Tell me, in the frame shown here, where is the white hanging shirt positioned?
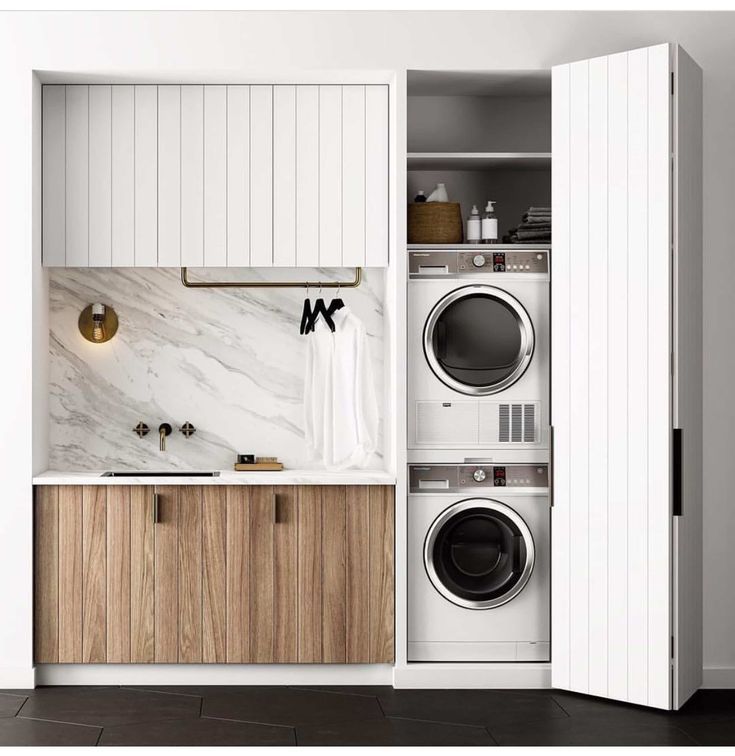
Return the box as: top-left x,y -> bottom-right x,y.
304,306 -> 379,470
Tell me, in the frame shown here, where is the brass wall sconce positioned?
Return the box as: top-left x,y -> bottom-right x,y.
79,303 -> 118,343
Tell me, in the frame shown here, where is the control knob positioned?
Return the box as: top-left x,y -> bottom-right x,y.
473,469 -> 487,482
472,254 -> 486,268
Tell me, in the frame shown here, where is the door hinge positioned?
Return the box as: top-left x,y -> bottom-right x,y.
671,71 -> 674,96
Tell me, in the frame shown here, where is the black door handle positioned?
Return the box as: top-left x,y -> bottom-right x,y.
673,428 -> 682,517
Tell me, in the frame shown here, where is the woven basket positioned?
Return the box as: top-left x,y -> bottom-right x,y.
408,202 -> 463,244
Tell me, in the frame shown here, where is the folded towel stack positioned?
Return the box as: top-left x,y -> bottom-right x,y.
503,206 -> 552,244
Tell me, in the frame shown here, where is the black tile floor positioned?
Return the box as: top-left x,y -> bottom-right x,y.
0,685 -> 733,746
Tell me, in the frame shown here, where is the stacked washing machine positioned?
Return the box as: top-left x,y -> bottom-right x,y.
407,248 -> 551,663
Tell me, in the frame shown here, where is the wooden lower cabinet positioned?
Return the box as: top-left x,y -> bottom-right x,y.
34,484 -> 394,664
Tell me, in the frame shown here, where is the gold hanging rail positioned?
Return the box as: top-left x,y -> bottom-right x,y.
180,267 -> 362,289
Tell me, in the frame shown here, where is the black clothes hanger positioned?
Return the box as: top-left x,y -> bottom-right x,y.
326,282 -> 345,318
303,283 -> 336,334
299,285 -> 314,335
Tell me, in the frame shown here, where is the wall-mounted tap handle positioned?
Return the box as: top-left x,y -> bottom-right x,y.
158,423 -> 173,451
133,422 -> 150,438
179,421 -> 196,439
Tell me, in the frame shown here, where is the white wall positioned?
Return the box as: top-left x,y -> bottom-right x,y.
0,10 -> 732,685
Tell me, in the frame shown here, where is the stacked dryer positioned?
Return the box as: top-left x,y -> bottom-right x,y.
407,248 -> 551,663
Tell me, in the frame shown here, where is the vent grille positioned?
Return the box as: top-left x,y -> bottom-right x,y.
511,404 -> 523,442
524,404 -> 536,442
498,403 -> 536,443
499,404 -> 510,442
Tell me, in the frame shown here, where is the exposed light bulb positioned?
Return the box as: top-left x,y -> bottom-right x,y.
91,303 -> 106,342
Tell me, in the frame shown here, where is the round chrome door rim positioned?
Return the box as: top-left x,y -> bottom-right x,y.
423,497 -> 535,610
423,284 -> 535,396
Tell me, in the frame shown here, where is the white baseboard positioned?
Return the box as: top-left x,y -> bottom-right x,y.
0,666 -> 36,688
393,663 -> 551,689
35,664 -> 393,687
702,666 -> 735,688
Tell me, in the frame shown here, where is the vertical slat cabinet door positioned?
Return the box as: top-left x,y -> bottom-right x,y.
82,486 -> 107,663
297,486 -> 322,662
58,486 -> 83,662
319,86 -> 343,266
88,86 -> 112,266
181,86 -> 204,267
157,85 -> 181,267
130,486 -> 155,663
154,486 -> 179,663
341,86 -> 366,267
567,58 -> 590,695
111,86 -> 135,266
226,486 -> 250,662
295,86 -> 319,267
322,485 -> 347,662
364,85 -> 389,266
226,86 -> 250,267
249,485 -> 275,661
134,86 -> 158,266
42,85 -> 66,266
672,45 -> 703,710
204,86 -> 227,266
202,487 -> 227,663
586,54 -> 609,698
273,486 -> 298,661
551,44 -> 674,710
107,486 -> 131,663
178,486 -> 202,663
273,86 -> 296,266
346,486 -> 370,662
65,85 -> 89,266
34,486 -> 59,662
368,486 -> 394,663
250,86 -> 273,266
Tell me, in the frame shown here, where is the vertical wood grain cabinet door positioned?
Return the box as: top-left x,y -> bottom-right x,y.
35,484 -> 394,664
551,43 -> 702,710
42,84 -> 389,267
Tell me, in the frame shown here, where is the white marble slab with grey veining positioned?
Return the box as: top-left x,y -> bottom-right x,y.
48,267 -> 385,472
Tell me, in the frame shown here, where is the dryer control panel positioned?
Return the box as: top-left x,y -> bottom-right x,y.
410,464 -> 548,493
409,249 -> 549,276
458,250 -> 548,274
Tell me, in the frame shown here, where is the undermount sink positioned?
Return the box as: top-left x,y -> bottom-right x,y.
101,471 -> 221,477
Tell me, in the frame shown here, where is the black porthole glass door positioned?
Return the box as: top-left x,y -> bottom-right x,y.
424,499 -> 535,609
424,285 -> 534,396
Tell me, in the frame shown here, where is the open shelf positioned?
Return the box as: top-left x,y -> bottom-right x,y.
407,152 -> 551,171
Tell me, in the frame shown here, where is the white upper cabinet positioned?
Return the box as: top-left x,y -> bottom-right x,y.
42,83 -> 390,267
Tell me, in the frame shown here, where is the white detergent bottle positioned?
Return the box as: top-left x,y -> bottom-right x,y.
467,204 -> 481,243
481,201 -> 498,244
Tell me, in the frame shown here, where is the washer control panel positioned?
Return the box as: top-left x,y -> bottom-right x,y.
409,249 -> 549,276
410,464 -> 548,493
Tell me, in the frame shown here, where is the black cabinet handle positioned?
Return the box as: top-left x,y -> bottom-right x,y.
549,425 -> 554,508
153,492 -> 160,524
673,428 -> 682,517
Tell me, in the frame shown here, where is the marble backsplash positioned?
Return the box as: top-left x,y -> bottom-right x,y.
48,268 -> 384,471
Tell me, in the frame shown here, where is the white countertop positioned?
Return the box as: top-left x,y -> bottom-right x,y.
33,469 -> 396,486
